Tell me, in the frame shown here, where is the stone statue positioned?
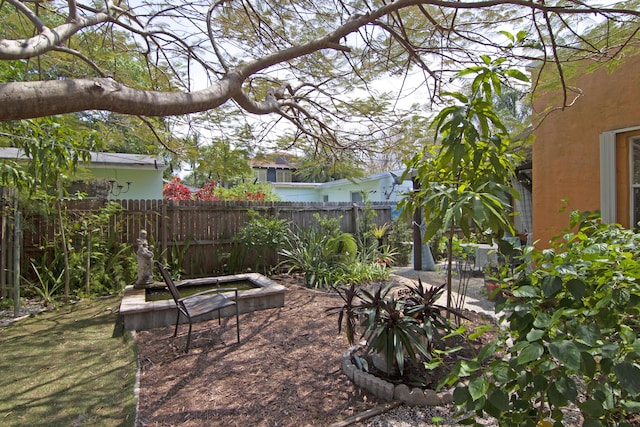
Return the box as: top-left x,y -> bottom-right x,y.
135,229 -> 154,288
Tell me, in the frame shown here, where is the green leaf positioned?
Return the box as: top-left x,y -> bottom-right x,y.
453,386 -> 471,405
542,275 -> 563,298
577,324 -> 600,345
477,343 -> 498,362
555,375 -> 578,402
512,285 -> 539,298
504,68 -> 530,82
547,383 -> 567,407
581,352 -> 597,378
614,362 -> 640,396
566,278 -> 586,300
488,388 -> 509,411
526,328 -> 545,342
580,399 -> 606,417
549,340 -> 581,371
468,376 -> 489,401
518,342 -> 544,365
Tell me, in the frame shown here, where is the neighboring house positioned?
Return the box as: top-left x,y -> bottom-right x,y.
532,52 -> 640,247
0,148 -> 166,200
250,155 -> 298,183
271,170 -> 413,204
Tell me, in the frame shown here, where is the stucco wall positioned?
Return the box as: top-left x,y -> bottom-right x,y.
532,53 -> 640,247
89,167 -> 164,200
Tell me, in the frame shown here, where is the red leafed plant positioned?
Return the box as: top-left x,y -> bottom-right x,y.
163,177 -> 192,200
194,180 -> 220,201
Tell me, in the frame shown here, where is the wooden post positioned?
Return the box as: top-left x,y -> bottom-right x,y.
351,203 -> 360,235
13,205 -> 21,317
1,195 -> 7,298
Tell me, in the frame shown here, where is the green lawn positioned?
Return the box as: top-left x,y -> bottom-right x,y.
0,296 -> 138,427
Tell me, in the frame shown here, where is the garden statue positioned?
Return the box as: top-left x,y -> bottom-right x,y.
135,229 -> 154,288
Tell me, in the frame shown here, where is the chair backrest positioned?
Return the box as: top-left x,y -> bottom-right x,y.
155,261 -> 182,304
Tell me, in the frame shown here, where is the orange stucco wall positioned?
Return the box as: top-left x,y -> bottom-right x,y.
532,53 -> 640,247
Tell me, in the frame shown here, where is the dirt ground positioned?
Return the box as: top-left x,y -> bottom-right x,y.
134,273 -> 495,427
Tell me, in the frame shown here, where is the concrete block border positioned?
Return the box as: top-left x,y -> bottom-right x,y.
342,345 -> 454,406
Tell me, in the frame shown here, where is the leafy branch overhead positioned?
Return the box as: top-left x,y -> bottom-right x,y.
1,0 -> 639,146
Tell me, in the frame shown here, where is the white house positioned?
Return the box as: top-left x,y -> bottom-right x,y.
271,170 -> 413,204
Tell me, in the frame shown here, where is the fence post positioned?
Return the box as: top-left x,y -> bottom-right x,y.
161,200 -> 168,264
13,205 -> 21,317
351,203 -> 360,235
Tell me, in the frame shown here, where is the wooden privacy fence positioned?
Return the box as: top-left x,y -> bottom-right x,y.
18,200 -> 396,277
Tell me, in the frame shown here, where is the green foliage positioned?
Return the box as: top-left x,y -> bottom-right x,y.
399,56 -> 527,313
387,217 -> 413,266
25,202 -> 137,299
278,213 -> 390,288
400,57 -> 526,244
28,260 -> 64,307
328,280 -> 459,377
232,210 -> 290,273
444,211 -> 640,426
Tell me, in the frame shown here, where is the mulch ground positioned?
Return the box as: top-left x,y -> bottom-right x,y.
134,274 -> 496,427
135,275 -> 382,426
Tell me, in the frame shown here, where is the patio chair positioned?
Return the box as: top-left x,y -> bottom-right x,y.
155,261 -> 240,352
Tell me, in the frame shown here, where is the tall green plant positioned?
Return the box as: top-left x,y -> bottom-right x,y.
399,56 -> 527,312
232,210 -> 290,273
443,211 -> 640,426
1,118 -> 97,300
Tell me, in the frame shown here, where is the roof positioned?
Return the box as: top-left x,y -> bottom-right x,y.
0,148 -> 166,170
318,170 -> 408,188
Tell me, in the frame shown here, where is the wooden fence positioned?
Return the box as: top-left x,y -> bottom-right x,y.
11,199 -> 396,281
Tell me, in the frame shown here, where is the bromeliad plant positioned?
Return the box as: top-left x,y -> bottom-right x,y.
443,211 -> 640,426
328,279 -> 462,377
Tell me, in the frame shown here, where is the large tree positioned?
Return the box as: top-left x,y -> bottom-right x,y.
1,0 -> 639,148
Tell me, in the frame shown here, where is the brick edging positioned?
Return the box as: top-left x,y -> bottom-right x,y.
342,345 -> 454,406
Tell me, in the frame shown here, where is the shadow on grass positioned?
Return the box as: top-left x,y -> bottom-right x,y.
0,296 -> 138,427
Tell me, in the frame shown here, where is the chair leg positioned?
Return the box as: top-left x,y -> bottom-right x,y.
173,311 -> 180,337
185,320 -> 193,353
235,301 -> 240,343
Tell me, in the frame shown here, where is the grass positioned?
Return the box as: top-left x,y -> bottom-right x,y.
0,296 -> 138,427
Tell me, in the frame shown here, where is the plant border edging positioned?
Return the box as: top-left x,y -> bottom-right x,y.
342,345 -> 454,406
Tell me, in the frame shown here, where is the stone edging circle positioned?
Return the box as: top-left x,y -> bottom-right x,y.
341,345 -> 454,406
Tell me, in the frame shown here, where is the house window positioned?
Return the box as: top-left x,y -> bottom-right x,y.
276,169 -> 291,182
322,195 -> 329,202
254,169 -> 267,182
632,139 -> 640,228
351,191 -> 363,204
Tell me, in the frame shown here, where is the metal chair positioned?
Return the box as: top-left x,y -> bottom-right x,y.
155,261 -> 240,352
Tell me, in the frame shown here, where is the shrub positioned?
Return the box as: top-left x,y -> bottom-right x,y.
279,213 -> 391,288
443,211 -> 640,426
329,279 -> 460,377
231,210 -> 290,273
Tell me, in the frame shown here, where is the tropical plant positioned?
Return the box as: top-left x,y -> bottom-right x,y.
26,201 -> 137,299
443,210 -> 640,426
279,226 -> 336,288
329,280 -> 461,377
279,213 -> 391,288
28,261 -> 64,307
399,57 -> 527,312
